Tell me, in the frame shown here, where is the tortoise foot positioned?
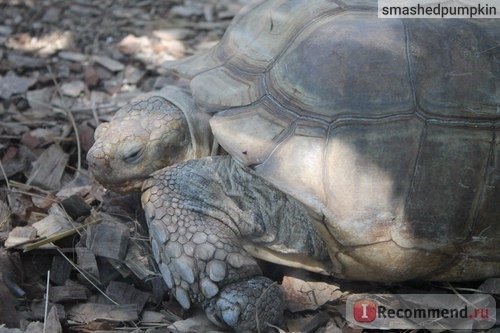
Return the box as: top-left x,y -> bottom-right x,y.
204,276 -> 285,332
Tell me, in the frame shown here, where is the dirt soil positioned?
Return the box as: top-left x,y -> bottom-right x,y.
0,0 -> 498,332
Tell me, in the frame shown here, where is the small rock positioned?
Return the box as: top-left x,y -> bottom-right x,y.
58,51 -> 87,62
93,55 -> 125,72
61,80 -> 86,97
0,74 -> 37,99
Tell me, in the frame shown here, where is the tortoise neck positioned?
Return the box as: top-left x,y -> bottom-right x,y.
160,86 -> 213,160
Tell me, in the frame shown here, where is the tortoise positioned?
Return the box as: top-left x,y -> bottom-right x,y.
87,0 -> 500,331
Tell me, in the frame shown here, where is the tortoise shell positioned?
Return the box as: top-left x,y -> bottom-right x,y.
167,0 -> 500,280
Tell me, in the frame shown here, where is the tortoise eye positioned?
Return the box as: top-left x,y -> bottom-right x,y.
123,147 -> 144,163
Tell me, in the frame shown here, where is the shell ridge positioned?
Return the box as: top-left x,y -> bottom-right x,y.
263,8 -> 347,74
249,120 -> 298,169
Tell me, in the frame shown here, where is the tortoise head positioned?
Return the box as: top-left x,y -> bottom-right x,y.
87,95 -> 193,192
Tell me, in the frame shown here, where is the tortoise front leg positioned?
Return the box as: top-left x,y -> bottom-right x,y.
142,158 -> 284,332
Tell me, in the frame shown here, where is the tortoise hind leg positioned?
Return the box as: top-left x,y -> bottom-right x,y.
142,158 -> 285,331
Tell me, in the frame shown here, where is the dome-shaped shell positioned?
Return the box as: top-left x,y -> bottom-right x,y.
167,0 -> 500,280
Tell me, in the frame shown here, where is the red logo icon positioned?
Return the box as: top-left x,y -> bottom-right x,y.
353,300 -> 377,322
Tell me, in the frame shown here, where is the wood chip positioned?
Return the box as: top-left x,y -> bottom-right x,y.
0,74 -> 37,99
141,310 -> 168,324
125,241 -> 156,280
170,4 -> 204,17
60,195 -> 91,220
76,247 -> 100,279
0,25 -> 12,36
86,216 -> 130,260
24,321 -> 44,333
282,276 -> 344,312
93,56 -> 125,72
26,144 -> 69,190
479,278 -> 500,294
167,311 -> 224,333
42,7 -> 61,23
106,281 -> 150,312
0,200 -> 11,231
44,306 -> 63,333
30,301 -> 66,321
7,54 -> 45,68
50,255 -> 73,285
67,303 -> 138,323
84,66 -> 100,87
5,226 -> 37,248
0,145 -> 36,178
32,204 -> 73,238
298,311 -> 331,333
58,51 -> 87,62
50,281 -> 88,302
61,80 -> 86,97
124,65 -> 145,85
26,87 -> 54,114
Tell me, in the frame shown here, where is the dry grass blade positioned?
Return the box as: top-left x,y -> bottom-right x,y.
44,270 -> 51,333
46,65 -> 82,177
0,160 -> 13,208
55,246 -> 118,305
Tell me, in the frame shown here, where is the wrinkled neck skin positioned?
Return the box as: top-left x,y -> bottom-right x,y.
159,86 -> 214,160
166,155 -> 332,274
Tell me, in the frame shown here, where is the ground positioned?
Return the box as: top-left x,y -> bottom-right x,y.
0,0 -> 498,332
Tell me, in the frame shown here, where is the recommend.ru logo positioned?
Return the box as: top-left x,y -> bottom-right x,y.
346,294 -> 496,330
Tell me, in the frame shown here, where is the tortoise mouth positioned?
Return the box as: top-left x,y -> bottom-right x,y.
92,174 -> 144,193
